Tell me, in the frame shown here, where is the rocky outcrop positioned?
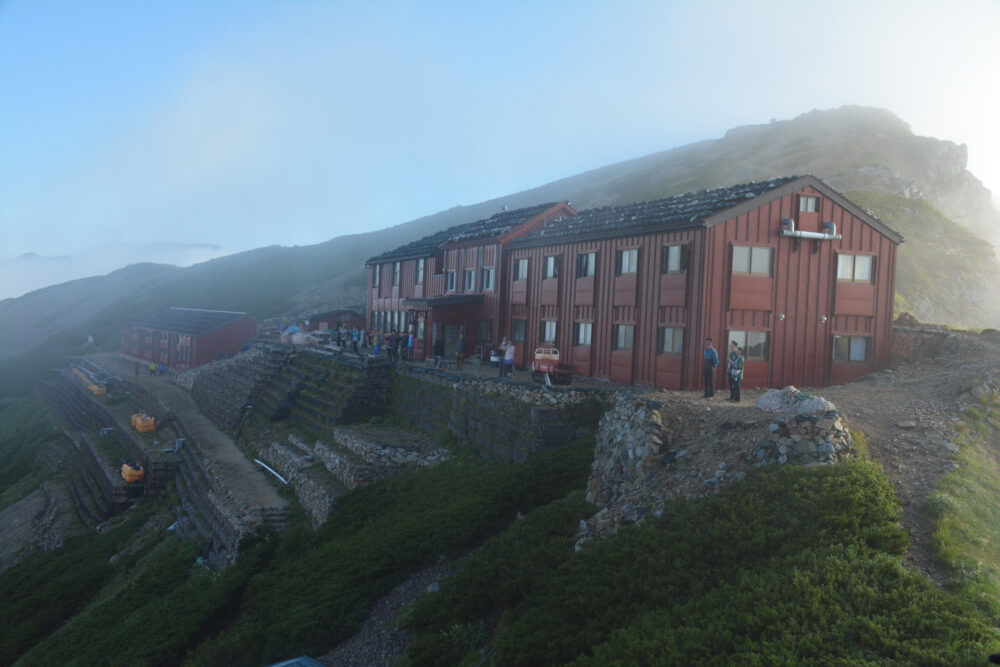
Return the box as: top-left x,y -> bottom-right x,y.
579,392 -> 856,547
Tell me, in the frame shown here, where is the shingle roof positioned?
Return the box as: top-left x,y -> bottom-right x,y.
124,307 -> 250,336
368,202 -> 562,263
517,177 -> 801,244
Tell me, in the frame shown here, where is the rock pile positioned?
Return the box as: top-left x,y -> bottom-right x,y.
750,412 -> 855,466
755,386 -> 836,414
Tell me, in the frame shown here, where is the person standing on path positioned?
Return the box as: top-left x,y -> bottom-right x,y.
727,342 -> 744,403
456,329 -> 466,370
134,361 -> 140,378
503,337 -> 515,378
148,362 -> 156,377
702,338 -> 719,398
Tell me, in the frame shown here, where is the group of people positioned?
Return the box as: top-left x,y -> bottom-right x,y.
332,326 -> 365,355
701,338 -> 744,402
373,329 -> 416,363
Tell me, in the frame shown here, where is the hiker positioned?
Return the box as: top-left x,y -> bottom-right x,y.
351,328 -> 360,355
702,338 -> 718,398
360,328 -> 367,350
432,336 -> 445,368
406,331 -> 415,361
133,361 -> 140,378
501,337 -> 515,378
456,329 -> 466,370
158,363 -> 165,376
395,333 -> 405,364
727,341 -> 744,403
373,333 -> 381,356
149,362 -> 156,377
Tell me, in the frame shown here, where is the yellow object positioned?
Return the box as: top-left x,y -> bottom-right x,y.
131,413 -> 156,433
120,463 -> 145,483
87,383 -> 107,395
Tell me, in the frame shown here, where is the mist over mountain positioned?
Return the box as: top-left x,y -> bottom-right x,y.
0,242 -> 229,300
2,106 -> 998,394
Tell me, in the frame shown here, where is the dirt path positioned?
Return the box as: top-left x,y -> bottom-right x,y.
89,353 -> 287,511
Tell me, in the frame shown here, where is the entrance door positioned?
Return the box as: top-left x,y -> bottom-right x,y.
443,324 -> 462,358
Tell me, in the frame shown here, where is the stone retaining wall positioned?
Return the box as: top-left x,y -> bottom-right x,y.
386,366 -> 609,463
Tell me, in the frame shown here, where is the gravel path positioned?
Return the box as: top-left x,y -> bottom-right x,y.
319,561 -> 453,667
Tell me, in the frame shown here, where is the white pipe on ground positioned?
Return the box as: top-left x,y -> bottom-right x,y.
254,458 -> 288,485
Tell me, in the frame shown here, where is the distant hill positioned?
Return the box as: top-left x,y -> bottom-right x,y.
1,105 -> 998,395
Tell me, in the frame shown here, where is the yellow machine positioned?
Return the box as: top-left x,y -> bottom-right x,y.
72,367 -> 107,395
120,462 -> 146,483
131,413 -> 157,433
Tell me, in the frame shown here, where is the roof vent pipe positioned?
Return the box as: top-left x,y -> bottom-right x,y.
779,217 -> 842,241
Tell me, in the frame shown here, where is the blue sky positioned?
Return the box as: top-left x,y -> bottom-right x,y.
2,0 -> 999,270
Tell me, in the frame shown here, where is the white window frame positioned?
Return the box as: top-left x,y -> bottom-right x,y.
543,255 -> 560,279
577,252 -> 596,278
541,320 -> 557,343
833,335 -> 870,363
729,330 -> 769,361
612,324 -> 635,351
446,271 -> 456,292
660,245 -> 688,275
732,245 -> 772,277
659,327 -> 683,355
616,249 -> 638,276
514,258 -> 529,281
575,322 -> 592,346
837,254 -> 875,283
463,269 -> 475,291
415,258 -> 425,284
481,267 -> 494,291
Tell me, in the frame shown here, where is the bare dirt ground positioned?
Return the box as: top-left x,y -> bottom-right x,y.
653,331 -> 1000,586
89,353 -> 287,511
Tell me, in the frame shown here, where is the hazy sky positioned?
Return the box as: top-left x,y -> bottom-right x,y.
2,0 -> 999,261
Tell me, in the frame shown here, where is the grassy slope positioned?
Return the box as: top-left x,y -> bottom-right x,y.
0,397 -> 59,511
403,462 -> 998,666
926,395 -> 1000,619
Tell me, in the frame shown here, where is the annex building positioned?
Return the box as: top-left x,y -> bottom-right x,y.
120,307 -> 257,371
366,176 -> 902,389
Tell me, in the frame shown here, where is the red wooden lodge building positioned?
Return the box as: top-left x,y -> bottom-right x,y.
366,175 -> 902,389
121,307 -> 257,371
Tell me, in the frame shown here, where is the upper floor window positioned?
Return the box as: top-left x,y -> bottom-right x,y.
616,249 -> 638,276
514,258 -> 529,281
660,327 -> 683,355
729,330 -> 769,360
415,258 -> 425,284
732,245 -> 772,277
544,255 -> 560,279
612,324 -> 635,350
799,195 -> 819,213
837,254 -> 875,283
833,335 -> 869,363
372,265 -> 380,287
463,269 -> 475,291
541,320 -> 557,343
392,262 -> 401,286
575,322 -> 592,346
482,268 -> 495,291
478,319 -> 492,343
446,271 -> 457,291
576,252 -> 596,278
660,245 -> 689,274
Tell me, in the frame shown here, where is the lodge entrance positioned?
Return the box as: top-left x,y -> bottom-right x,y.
442,324 -> 462,358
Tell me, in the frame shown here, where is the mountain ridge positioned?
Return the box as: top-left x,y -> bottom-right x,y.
1,105 -> 997,395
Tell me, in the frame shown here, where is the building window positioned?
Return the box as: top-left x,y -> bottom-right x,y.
659,327 -> 683,355
616,249 -> 638,276
732,245 -> 772,277
372,265 -> 380,287
415,258 -> 425,284
446,271 -> 457,291
370,311 -> 376,329
543,255 -> 560,279
612,324 -> 634,350
837,254 -> 875,283
729,330 -> 769,360
833,335 -> 870,363
392,261 -> 401,286
660,245 -> 689,274
416,318 -> 425,339
541,320 -> 557,343
799,195 -> 819,213
514,258 -> 529,281
575,322 -> 592,346
576,252 -> 596,278
482,268 -> 494,291
479,319 -> 492,343
464,269 -> 475,291
511,319 -> 526,343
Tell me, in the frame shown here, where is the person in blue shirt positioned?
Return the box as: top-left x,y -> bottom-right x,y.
702,338 -> 719,398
